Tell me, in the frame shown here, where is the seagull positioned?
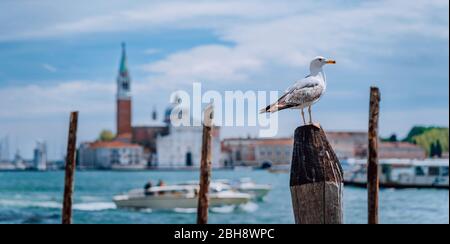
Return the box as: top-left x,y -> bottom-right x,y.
260,56 -> 336,125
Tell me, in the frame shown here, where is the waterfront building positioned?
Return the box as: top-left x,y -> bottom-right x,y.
222,138 -> 293,168
78,141 -> 146,170
222,132 -> 427,168
379,142 -> 426,159
33,141 -> 47,171
156,100 -> 221,169
326,132 -> 368,159
13,150 -> 26,170
132,109 -> 169,167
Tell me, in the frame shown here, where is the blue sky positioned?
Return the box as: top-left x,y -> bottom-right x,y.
0,0 -> 448,160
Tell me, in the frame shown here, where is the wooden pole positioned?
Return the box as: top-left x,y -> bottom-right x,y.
62,111 -> 78,225
197,104 -> 214,224
290,125 -> 344,224
368,87 -> 381,224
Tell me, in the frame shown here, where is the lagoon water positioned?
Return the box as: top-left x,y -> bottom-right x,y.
0,170 -> 448,224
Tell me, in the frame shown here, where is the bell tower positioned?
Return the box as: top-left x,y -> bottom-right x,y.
116,42 -> 132,138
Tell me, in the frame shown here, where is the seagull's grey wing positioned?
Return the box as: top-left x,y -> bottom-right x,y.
261,76 -> 323,113
280,76 -> 322,106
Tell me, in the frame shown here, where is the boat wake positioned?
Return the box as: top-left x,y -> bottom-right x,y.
0,199 -> 61,209
171,202 -> 258,214
173,208 -> 197,214
238,202 -> 259,212
73,202 -> 116,211
0,198 -> 116,212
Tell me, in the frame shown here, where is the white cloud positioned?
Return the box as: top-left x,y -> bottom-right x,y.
41,63 -> 58,73
134,0 -> 449,87
144,48 -> 161,55
0,78 -> 161,119
0,81 -> 115,118
140,45 -> 263,86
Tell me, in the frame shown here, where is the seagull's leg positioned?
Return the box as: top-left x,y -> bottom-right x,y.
301,109 -> 306,125
308,106 -> 313,124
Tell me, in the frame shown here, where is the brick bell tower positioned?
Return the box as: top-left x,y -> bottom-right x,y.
116,42 -> 132,140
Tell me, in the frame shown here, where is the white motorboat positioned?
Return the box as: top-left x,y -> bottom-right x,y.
113,184 -> 251,210
220,178 -> 272,200
343,158 -> 449,189
181,179 -> 272,200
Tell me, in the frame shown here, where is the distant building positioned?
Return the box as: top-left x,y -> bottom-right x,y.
222,138 -> 293,168
327,132 -> 427,159
221,132 -> 427,168
379,142 -> 426,159
13,150 -> 26,170
116,42 -> 132,142
156,100 -> 221,168
33,141 -> 47,171
326,132 -> 368,159
255,138 -> 293,166
78,141 -> 146,170
132,117 -> 169,166
0,136 -> 9,162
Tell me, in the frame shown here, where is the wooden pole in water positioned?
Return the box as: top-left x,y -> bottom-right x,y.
62,111 -> 78,225
197,104 -> 214,224
368,87 -> 381,224
290,124 -> 344,224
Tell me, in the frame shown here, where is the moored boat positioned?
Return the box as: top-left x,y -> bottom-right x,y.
344,158 -> 449,189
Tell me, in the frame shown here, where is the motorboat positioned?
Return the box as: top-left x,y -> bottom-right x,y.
219,178 -> 271,200
181,178 -> 272,200
113,184 -> 251,210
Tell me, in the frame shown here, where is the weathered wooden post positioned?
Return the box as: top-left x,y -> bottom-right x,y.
290,124 -> 344,224
62,111 -> 78,225
197,104 -> 214,224
368,87 -> 381,224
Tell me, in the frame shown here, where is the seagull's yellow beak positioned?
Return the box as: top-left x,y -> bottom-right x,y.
326,60 -> 336,64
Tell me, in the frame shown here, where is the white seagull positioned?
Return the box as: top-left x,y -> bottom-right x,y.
260,56 -> 336,125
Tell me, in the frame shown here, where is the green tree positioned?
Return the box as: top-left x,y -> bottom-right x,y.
389,134 -> 398,142
403,126 -> 429,143
381,133 -> 398,142
429,142 -> 436,158
98,130 -> 115,142
436,140 -> 443,158
413,128 -> 449,156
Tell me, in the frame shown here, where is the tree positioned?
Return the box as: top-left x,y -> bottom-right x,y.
429,142 -> 436,158
381,133 -> 398,142
98,130 -> 115,142
436,140 -> 443,158
389,134 -> 398,142
403,126 -> 428,142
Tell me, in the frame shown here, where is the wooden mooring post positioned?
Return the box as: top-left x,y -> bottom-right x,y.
368,87 -> 381,224
62,111 -> 78,225
197,105 -> 214,224
290,125 -> 344,224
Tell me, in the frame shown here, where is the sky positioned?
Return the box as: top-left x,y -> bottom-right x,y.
0,0 -> 449,160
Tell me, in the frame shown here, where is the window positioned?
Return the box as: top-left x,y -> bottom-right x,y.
415,167 -> 425,176
122,82 -> 129,90
428,167 -> 440,176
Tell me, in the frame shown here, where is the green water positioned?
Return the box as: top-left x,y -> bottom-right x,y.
0,170 -> 448,224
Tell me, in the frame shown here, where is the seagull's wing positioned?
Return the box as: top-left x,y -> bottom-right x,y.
261,76 -> 322,113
